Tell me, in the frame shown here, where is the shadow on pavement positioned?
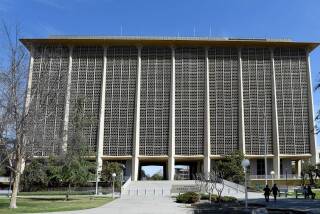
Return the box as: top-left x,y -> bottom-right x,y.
191,198 -> 320,214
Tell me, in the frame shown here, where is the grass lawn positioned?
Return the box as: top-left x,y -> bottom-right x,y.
315,190 -> 320,199
19,191 -> 94,196
0,196 -> 113,213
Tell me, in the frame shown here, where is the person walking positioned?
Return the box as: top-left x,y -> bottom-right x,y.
263,184 -> 271,202
307,185 -> 315,199
303,185 -> 308,199
271,184 -> 279,202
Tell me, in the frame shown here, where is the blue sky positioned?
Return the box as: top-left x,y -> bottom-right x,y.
1,0 -> 320,174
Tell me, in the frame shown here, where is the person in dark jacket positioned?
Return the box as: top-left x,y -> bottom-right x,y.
263,185 -> 271,202
271,184 -> 279,202
307,185 -> 315,199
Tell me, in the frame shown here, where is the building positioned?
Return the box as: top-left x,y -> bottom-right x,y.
21,36 -> 318,181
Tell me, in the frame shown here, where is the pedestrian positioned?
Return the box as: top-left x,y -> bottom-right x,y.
307,185 -> 315,199
271,184 -> 279,202
303,185 -> 308,199
263,184 -> 271,202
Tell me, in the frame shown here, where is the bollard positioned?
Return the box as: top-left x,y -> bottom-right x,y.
154,188 -> 156,195
162,188 -> 164,196
145,189 -> 147,196
137,189 -> 138,196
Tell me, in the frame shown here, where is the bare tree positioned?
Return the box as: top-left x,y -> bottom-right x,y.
0,22 -> 62,208
0,22 -> 29,208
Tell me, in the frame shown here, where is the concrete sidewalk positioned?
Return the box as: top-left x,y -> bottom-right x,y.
48,197 -> 193,214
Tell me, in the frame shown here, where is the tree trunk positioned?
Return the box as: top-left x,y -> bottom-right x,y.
9,149 -> 22,209
65,183 -> 71,201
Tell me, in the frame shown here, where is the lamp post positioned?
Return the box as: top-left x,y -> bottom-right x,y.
270,170 -> 275,186
241,159 -> 250,209
112,173 -> 116,199
95,168 -> 100,196
285,166 -> 288,190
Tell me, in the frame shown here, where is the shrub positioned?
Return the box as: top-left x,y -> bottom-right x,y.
176,192 -> 200,203
210,195 -> 237,203
220,196 -> 237,203
200,193 -> 210,200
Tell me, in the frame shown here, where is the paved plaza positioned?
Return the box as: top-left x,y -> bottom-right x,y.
48,194 -> 320,214
50,197 -> 192,214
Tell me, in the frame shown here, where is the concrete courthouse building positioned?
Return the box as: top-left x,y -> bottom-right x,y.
21,36 -> 318,181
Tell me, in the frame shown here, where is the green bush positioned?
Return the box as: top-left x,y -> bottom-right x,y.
176,192 -> 200,203
200,193 -> 210,200
314,180 -> 320,189
210,195 -> 237,203
220,196 -> 237,203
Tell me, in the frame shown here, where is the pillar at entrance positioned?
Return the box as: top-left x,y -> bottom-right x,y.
168,47 -> 176,181
132,157 -> 139,181
273,157 -> 280,179
204,47 -> 211,178
132,46 -> 142,181
297,160 -> 302,177
270,48 -> 280,180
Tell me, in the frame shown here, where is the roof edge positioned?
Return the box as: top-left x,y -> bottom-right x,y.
19,36 -> 320,53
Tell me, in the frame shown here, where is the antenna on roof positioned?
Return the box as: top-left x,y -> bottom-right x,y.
120,25 -> 123,36
193,26 -> 196,37
209,26 -> 212,37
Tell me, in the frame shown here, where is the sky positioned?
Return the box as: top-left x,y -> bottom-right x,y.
1,0 -> 320,175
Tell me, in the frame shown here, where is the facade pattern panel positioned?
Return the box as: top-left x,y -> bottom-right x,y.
274,48 -> 310,154
27,46 -> 69,156
242,48 -> 273,155
68,46 -> 103,154
103,46 -> 137,156
175,47 -> 205,155
209,48 -> 239,155
140,47 -> 171,156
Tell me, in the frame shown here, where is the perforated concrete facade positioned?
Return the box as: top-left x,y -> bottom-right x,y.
22,37 -> 318,181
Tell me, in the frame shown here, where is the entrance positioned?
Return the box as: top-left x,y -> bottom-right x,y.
138,162 -> 167,180
174,161 -> 200,180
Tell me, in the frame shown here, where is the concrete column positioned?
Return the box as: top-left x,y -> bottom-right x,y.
96,46 -> 108,178
24,46 -> 34,115
132,46 -> 142,181
297,160 -> 302,177
306,51 -> 317,164
62,46 -> 73,153
270,48 -> 280,179
238,48 -> 246,154
168,47 -> 175,181
22,49 -> 34,174
204,47 -> 211,178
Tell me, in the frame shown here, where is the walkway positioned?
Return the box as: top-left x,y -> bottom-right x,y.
48,193 -> 320,214
50,197 -> 192,214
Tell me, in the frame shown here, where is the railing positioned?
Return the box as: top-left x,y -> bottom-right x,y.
121,176 -> 131,197
223,179 -> 245,193
249,174 -> 300,180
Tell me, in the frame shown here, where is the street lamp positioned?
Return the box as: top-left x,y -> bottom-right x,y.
270,170 -> 275,186
241,159 -> 250,209
112,173 -> 116,199
285,166 -> 288,190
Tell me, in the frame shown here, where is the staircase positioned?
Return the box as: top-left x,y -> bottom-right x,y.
121,179 -> 246,199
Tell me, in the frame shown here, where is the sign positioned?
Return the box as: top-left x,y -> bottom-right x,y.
171,185 -> 200,193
